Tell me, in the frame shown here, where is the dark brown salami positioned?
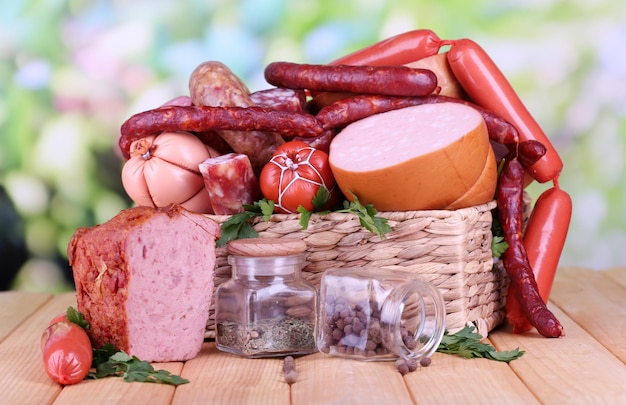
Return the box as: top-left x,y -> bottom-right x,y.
264,62 -> 438,97
517,140 -> 547,169
119,106 -> 324,159
496,158 -> 564,338
315,94 -> 520,146
250,87 -> 307,112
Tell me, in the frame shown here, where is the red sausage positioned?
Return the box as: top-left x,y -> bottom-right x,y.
506,183 -> 572,332
119,106 -> 325,159
264,62 -> 438,97
497,158 -> 564,338
315,94 -> 519,146
329,29 -> 442,66
446,38 -> 563,183
41,319 -> 93,385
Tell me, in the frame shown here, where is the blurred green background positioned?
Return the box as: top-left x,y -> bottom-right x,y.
1,0 -> 624,292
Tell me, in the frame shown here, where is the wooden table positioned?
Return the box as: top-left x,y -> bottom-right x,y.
1,266 -> 625,404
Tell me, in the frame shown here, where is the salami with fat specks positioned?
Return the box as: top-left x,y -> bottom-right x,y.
199,153 -> 261,215
496,158 -> 564,338
264,62 -> 438,97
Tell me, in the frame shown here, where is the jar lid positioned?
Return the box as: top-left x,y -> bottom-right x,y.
227,238 -> 307,257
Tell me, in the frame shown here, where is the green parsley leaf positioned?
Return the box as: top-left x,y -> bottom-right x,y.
311,186 -> 331,211
89,350 -> 189,386
297,187 -> 332,229
257,199 -> 275,220
297,205 -> 313,230
66,306 -> 90,330
216,199 -> 276,247
336,192 -> 391,239
437,325 -> 524,363
491,235 -> 509,258
490,215 -> 509,258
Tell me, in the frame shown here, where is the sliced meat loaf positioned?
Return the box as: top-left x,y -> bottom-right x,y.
68,204 -> 220,362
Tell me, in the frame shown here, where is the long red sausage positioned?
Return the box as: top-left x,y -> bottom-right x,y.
506,182 -> 572,332
119,106 -> 324,159
264,62 -> 438,97
446,38 -> 563,183
329,29 -> 442,66
497,158 -> 564,338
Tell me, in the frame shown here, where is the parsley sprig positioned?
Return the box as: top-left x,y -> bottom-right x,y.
217,188 -> 391,246
88,344 -> 189,385
437,325 -> 524,362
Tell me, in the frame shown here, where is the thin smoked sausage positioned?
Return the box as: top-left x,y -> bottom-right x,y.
264,62 -> 438,97
506,182 -> 572,332
497,158 -> 564,338
119,106 -> 324,160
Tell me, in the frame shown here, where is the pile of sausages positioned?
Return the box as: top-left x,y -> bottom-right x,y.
118,30 -> 571,338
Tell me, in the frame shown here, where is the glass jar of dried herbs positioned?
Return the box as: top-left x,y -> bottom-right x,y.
215,238 -> 317,358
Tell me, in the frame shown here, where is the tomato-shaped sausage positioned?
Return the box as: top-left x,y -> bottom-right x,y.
260,141 -> 339,214
41,320 -> 93,385
121,131 -> 220,214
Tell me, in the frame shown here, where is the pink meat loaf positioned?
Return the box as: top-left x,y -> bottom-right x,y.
67,204 -> 220,362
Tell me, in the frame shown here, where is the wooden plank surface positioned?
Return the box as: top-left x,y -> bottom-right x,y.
550,266 -> 626,363
173,343 -> 290,405
403,351 -> 540,404
488,267 -> 626,404
0,291 -> 51,342
292,352 -> 412,404
1,267 -> 625,404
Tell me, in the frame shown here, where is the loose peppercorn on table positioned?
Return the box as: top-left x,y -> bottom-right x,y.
2,266 -> 625,404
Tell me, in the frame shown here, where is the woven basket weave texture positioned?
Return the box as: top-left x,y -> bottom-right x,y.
205,200 -> 509,339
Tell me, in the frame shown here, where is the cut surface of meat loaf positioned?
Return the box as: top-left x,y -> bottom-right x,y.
68,204 -> 220,362
328,102 -> 496,211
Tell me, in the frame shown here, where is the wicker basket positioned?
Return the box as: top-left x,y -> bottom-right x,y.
205,199 -> 513,339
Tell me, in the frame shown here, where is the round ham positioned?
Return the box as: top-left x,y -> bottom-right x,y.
328,102 -> 495,211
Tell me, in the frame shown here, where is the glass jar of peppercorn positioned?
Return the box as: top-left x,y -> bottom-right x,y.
317,267 -> 445,362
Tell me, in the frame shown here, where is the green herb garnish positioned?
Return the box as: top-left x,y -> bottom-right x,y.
220,190 -> 391,243
437,325 -> 524,362
296,186 -> 332,230
88,348 -> 189,386
490,214 -> 509,258
335,192 -> 391,239
66,306 -> 89,329
216,199 -> 275,246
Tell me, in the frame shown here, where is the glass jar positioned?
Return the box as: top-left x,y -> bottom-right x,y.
215,238 -> 318,358
317,267 -> 445,362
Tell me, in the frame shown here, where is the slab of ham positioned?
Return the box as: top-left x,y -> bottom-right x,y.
67,204 -> 220,362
